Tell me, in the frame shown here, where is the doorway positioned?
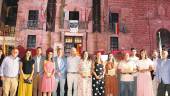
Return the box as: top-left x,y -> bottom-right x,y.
157,28 -> 170,58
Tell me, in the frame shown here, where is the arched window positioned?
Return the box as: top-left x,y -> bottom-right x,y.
157,28 -> 170,58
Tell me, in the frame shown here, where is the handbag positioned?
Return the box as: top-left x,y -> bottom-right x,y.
24,79 -> 32,84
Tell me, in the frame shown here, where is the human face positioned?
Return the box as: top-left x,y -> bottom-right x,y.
48,52 -> 53,60
12,49 -> 19,58
83,51 -> 88,59
96,52 -> 101,59
26,51 -> 31,58
131,49 -> 137,56
152,51 -> 158,59
140,50 -> 146,59
161,50 -> 168,59
36,48 -> 42,56
108,53 -> 113,61
71,48 -> 77,56
124,53 -> 129,60
57,49 -> 63,57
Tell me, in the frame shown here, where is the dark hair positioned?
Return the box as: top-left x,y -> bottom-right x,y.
23,49 -> 32,61
139,49 -> 148,60
131,48 -> 137,51
46,51 -> 53,62
162,48 -> 168,52
36,47 -> 42,50
0,48 -> 5,64
107,53 -> 115,62
95,52 -> 103,64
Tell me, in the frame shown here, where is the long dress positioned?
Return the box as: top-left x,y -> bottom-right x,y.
77,60 -> 92,96
137,58 -> 154,96
18,59 -> 35,96
40,61 -> 55,92
92,62 -> 105,96
105,62 -> 118,96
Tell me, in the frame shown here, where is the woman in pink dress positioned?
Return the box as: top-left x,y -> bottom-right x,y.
137,49 -> 154,96
41,51 -> 55,96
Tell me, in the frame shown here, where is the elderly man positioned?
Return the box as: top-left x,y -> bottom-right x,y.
53,48 -> 67,96
156,49 -> 170,96
67,47 -> 81,96
0,48 -> 20,96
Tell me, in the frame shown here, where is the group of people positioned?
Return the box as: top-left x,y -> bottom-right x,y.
0,47 -> 169,96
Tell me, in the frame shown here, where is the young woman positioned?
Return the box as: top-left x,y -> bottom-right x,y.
92,52 -> 105,96
41,51 -> 55,96
0,48 -> 5,96
105,53 -> 118,96
78,51 -> 92,96
137,49 -> 154,96
18,49 -> 35,96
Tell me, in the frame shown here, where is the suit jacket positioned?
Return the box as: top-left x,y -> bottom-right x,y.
54,56 -> 67,79
33,55 -> 45,75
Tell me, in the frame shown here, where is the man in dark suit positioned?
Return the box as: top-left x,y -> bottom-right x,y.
33,47 -> 45,96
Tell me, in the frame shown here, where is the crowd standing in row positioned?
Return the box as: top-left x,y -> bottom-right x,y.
0,47 -> 170,96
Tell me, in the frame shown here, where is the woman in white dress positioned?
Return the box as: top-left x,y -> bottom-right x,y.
78,51 -> 92,96
137,49 -> 154,96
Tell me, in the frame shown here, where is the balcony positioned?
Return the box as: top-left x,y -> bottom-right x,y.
62,20 -> 88,30
20,20 -> 43,30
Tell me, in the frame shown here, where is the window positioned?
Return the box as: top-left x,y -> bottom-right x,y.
46,0 -> 56,32
93,0 -> 101,32
110,37 -> 118,50
27,10 -> 39,28
69,11 -> 79,20
109,13 -> 119,33
27,35 -> 36,48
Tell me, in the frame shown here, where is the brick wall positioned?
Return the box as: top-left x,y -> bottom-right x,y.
98,0 -> 170,54
15,0 -> 170,55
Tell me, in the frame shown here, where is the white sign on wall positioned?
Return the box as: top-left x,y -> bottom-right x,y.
69,20 -> 79,33
101,55 -> 108,62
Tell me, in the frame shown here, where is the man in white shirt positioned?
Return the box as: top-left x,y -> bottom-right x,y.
67,48 -> 80,96
151,50 -> 159,96
118,52 -> 136,96
0,48 -> 20,96
129,48 -> 139,96
33,47 -> 45,96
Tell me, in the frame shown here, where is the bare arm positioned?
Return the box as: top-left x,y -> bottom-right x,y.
92,63 -> 97,77
19,62 -> 26,79
51,63 -> 55,76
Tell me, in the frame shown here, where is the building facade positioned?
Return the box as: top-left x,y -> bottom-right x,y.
0,0 -> 18,54
15,0 -> 170,55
